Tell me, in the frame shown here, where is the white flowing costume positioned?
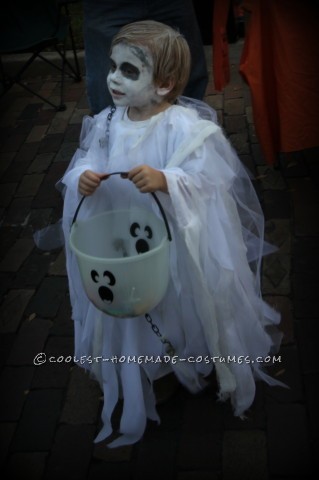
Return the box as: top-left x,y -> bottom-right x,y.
61,98 -> 283,447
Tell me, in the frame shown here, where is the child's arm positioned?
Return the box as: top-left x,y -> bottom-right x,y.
79,170 -> 106,196
127,165 -> 168,194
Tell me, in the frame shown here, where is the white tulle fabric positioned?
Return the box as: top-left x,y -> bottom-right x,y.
59,97 -> 284,447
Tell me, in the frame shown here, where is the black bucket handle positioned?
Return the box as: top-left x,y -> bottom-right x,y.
71,171 -> 172,241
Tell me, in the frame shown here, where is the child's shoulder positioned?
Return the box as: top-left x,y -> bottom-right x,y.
174,97 -> 218,124
164,104 -> 201,134
164,100 -> 220,140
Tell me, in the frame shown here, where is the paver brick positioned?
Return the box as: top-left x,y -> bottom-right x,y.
267,403 -> 312,476
10,389 -> 64,452
295,317 -> 319,373
36,109 -> 56,125
229,132 -> 249,154
293,299 -> 319,319
44,424 -> 95,480
177,431 -> 222,470
288,178 -> 319,236
27,153 -> 54,173
0,366 -> 35,421
222,430 -> 268,480
0,422 -> 17,464
0,289 -> 35,334
0,238 -> 35,272
0,133 -> 27,153
292,237 -> 319,274
12,250 -> 56,288
303,372 -> 319,439
251,143 -> 266,165
257,166 -> 287,190
180,388 -> 223,434
32,336 -> 74,389
63,124 -> 82,142
248,123 -> 258,143
54,141 -> 78,163
262,254 -> 291,295
264,219 -> 291,254
37,133 -> 64,154
47,118 -> 69,135
279,151 -> 309,178
25,276 -> 68,318
205,94 -> 223,110
224,98 -> 244,115
293,272 -> 318,301
13,142 -> 40,163
0,151 -> 15,177
69,108 -> 91,124
0,182 -> 18,207
177,473 -> 222,480
50,294 -> 74,337
31,162 -> 65,208
3,197 -> 32,226
224,114 -> 246,134
265,345 -> 304,404
20,103 -> 43,120
26,125 -> 48,143
238,154 -> 256,175
88,462 -> 132,480
48,250 -> 67,276
134,431 -> 179,480
0,333 -> 16,369
93,441 -> 132,462
15,173 -> 44,197
0,271 -> 14,299
60,365 -> 101,425
4,452 -> 48,480
224,84 -> 243,99
6,317 -> 52,366
262,190 -> 291,220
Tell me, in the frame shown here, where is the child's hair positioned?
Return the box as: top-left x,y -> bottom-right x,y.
110,20 -> 191,103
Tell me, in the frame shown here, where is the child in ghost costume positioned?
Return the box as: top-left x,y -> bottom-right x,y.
61,20 -> 284,447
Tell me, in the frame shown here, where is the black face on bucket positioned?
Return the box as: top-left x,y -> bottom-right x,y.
130,222 -> 153,254
91,269 -> 116,304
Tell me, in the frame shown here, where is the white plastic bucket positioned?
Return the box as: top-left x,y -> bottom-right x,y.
69,188 -> 171,318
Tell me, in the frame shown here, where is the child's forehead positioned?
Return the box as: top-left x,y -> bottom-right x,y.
111,42 -> 153,68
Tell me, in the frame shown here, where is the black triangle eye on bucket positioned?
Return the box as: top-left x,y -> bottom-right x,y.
71,171 -> 172,242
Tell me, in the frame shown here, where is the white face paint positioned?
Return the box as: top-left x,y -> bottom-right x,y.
107,43 -> 161,113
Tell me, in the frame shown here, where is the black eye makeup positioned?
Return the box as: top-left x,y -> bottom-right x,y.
109,57 -> 140,81
121,62 -> 140,80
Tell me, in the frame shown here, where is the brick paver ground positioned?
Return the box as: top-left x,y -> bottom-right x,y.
0,41 -> 318,479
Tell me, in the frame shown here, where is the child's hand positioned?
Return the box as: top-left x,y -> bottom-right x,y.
78,170 -> 105,196
127,165 -> 168,193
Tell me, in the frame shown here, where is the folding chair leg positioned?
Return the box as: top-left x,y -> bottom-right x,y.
60,1 -> 81,81
59,42 -> 66,111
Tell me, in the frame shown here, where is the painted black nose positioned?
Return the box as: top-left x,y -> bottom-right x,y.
136,238 -> 149,254
98,286 -> 114,303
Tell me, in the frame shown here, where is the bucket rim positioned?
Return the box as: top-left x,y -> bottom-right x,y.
70,235 -> 169,264
69,211 -> 170,264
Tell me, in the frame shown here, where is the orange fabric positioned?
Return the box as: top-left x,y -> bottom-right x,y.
240,1 -> 319,164
212,0 -> 231,90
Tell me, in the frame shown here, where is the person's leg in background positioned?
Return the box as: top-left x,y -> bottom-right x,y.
82,0 -> 144,114
150,0 -> 208,100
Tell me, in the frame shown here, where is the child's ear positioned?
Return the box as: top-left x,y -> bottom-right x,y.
155,79 -> 175,97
